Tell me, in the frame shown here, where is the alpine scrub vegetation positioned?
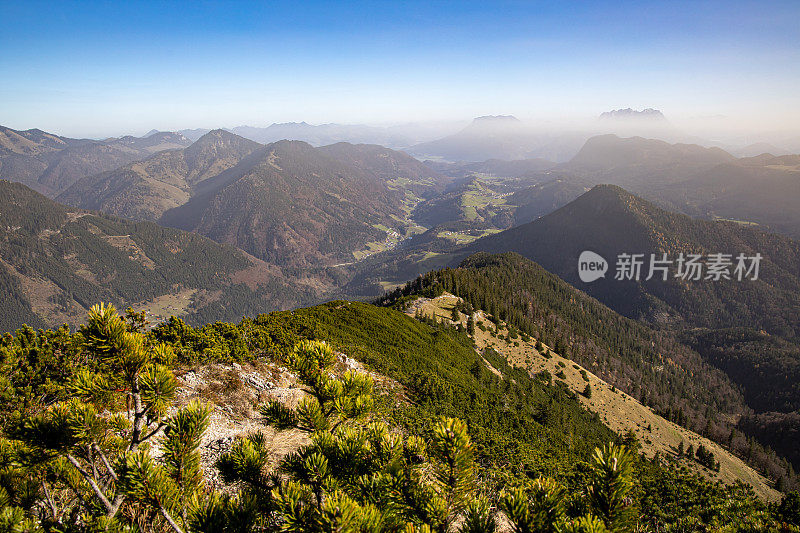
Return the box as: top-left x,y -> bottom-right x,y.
209,339 -> 493,531
0,310 -> 635,532
0,303 -> 797,530
186,339 -> 638,532
9,303 -> 211,531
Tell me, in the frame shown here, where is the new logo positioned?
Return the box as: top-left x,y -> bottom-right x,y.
578,250 -> 608,283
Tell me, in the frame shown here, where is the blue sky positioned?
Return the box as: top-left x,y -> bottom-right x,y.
1,0 -> 798,138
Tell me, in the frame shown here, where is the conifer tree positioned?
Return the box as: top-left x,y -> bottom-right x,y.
499,478 -> 566,533
17,303 -> 209,532
586,444 -> 634,531
460,497 -> 497,533
259,339 -> 373,433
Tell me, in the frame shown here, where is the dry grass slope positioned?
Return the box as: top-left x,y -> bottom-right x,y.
407,293 -> 779,501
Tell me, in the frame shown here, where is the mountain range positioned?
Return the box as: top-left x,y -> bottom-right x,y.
7,121 -> 797,244
437,134 -> 800,242
58,130 -> 441,267
4,126 -> 800,414
57,130 -> 264,221
176,121 -> 463,148
179,123 -> 413,148
160,138 -> 437,266
404,109 -> 720,163
0,126 -> 191,195
599,108 -> 668,121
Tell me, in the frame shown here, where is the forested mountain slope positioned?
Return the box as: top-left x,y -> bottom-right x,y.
160,139 -> 437,267
506,177 -> 592,225
468,185 -> 800,337
57,129 -> 263,221
58,130 -> 440,268
0,180 -> 320,331
560,134 -> 735,189
461,189 -> 800,471
656,153 -> 800,239
408,291 -> 777,500
378,253 -> 800,489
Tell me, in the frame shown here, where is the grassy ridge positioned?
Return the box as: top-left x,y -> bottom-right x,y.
157,301 -> 615,480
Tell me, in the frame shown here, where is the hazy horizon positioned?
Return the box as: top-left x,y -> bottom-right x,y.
1,1 -> 799,141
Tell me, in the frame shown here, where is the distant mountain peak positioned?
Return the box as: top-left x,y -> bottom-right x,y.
471,115 -> 521,124
264,121 -> 310,128
266,138 -> 316,151
588,183 -> 630,196
576,183 -> 641,208
192,129 -> 251,146
599,108 -> 666,121
142,130 -> 189,142
459,115 -> 525,138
